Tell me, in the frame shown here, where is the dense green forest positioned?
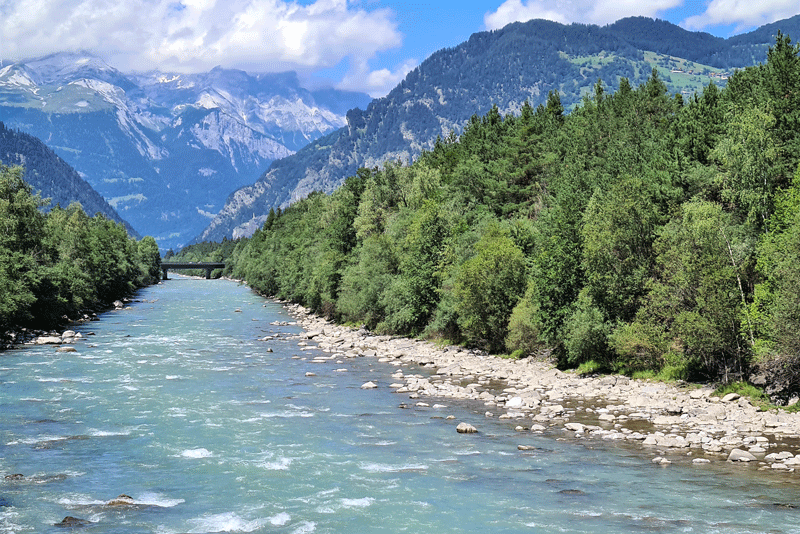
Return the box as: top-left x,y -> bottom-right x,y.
0,165 -> 161,337
176,35 -> 800,402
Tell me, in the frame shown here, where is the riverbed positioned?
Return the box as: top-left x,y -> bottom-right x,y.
2,277 -> 799,533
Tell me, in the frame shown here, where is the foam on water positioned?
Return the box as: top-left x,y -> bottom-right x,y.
261,457 -> 293,470
341,497 -> 375,508
358,462 -> 429,473
291,521 -> 317,534
136,492 -> 185,507
4,278 -> 800,534
179,448 -> 213,458
269,511 -> 291,526
186,512 -> 269,533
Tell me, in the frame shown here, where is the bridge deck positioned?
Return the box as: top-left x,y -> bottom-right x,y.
161,262 -> 226,280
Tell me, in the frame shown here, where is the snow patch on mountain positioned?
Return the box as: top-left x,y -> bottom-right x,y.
189,111 -> 293,170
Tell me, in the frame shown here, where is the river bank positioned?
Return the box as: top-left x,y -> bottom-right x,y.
281,301 -> 800,472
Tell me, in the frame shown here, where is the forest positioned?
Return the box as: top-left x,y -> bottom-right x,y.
0,165 -> 161,337
175,35 -> 800,402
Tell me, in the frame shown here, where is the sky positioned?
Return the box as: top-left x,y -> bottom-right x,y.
0,0 -> 798,97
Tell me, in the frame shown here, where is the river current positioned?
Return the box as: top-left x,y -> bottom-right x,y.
1,277 -> 799,533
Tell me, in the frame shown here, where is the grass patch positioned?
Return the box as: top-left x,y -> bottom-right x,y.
575,359 -> 605,376
713,381 -> 772,411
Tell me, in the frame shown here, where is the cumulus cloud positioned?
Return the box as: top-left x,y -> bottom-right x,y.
484,0 -> 683,30
0,0 -> 403,93
338,57 -> 417,98
682,0 -> 800,32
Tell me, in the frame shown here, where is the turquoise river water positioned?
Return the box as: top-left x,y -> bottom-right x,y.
1,277 -> 800,533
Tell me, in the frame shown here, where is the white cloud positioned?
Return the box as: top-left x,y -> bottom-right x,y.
484,0 -> 683,30
485,0 -> 800,35
0,0 -> 403,93
682,0 -> 800,32
338,57 -> 417,98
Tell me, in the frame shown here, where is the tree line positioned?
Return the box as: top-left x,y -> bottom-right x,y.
0,165 -> 161,335
176,35 -> 800,402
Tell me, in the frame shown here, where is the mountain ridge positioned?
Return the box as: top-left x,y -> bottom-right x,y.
196,15 -> 800,244
0,52 -> 370,250
0,121 -> 138,236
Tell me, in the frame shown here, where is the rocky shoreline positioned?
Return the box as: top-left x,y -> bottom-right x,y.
0,299 -> 131,351
280,302 -> 800,472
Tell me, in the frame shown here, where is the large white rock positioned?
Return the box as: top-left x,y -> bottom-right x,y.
35,336 -> 62,345
565,422 -> 586,433
361,381 -> 378,389
727,449 -> 757,462
456,422 -> 478,434
506,396 -> 524,409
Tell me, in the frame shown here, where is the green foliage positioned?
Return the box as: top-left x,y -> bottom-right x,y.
713,381 -> 772,410
627,201 -> 749,380
505,280 -> 545,356
453,223 -> 527,353
0,165 -> 160,331
216,34 -> 800,400
563,289 -> 612,366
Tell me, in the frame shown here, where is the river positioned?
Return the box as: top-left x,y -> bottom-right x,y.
1,277 -> 799,533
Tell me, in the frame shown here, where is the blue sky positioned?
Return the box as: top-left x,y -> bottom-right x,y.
1,0 -> 798,97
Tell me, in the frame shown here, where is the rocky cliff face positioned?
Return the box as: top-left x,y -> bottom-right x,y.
0,53 -> 369,249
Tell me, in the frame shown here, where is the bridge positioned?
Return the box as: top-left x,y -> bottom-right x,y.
161,262 -> 226,280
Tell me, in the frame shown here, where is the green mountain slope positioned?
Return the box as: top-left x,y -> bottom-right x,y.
0,121 -> 138,236
197,15 -> 800,243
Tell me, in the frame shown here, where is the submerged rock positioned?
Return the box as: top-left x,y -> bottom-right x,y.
106,494 -> 136,506
54,516 -> 91,527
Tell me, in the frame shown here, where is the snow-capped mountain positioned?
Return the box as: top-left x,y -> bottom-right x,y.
0,52 -> 370,249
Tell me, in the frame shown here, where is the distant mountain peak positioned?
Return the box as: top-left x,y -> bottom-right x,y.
0,53 -> 370,250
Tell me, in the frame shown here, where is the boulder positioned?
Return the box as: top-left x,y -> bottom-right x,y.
765,451 -> 794,461
506,396 -> 524,409
565,422 -> 586,433
727,449 -> 757,462
456,422 -> 478,434
35,336 -> 62,345
722,393 -> 741,403
361,381 -> 378,389
106,494 -> 136,506
54,516 -> 91,527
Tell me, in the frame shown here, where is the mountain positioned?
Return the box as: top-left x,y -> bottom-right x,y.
196,15 -> 800,244
0,121 -> 137,235
0,52 -> 370,249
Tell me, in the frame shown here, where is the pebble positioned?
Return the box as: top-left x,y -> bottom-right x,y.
284,302 -> 800,474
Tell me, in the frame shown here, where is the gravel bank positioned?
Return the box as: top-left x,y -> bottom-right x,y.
279,302 -> 800,471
